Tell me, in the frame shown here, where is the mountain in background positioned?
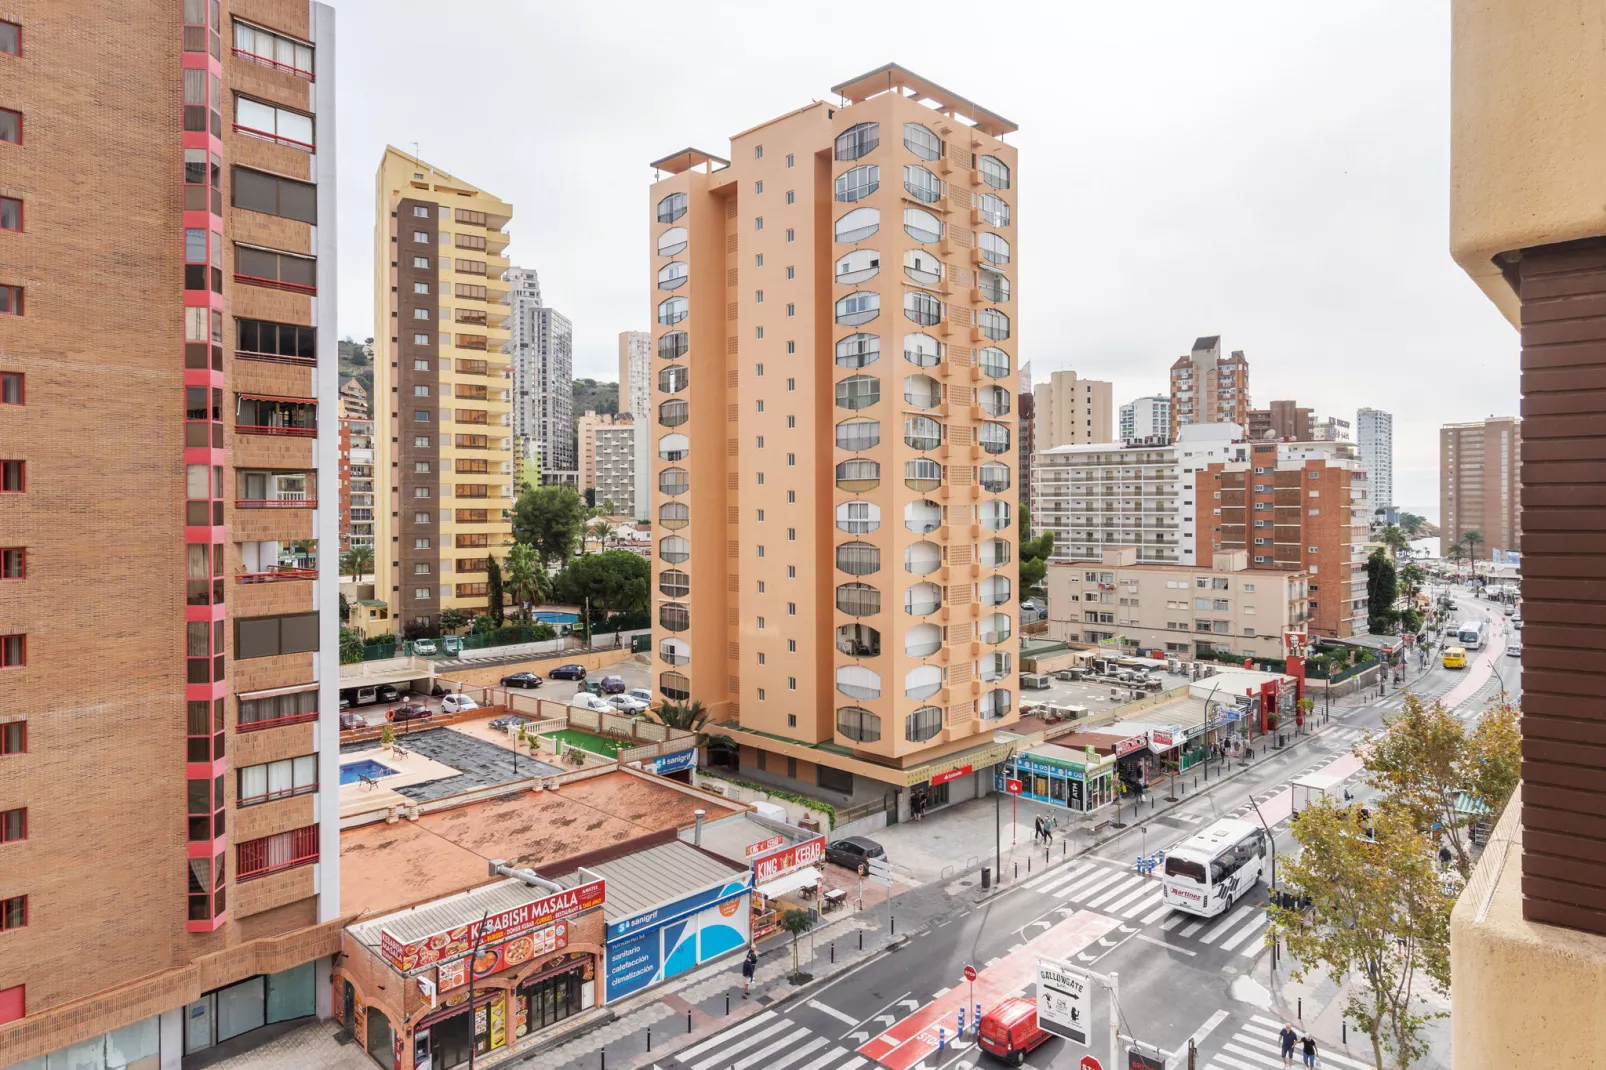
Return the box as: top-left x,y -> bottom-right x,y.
572,378 -> 618,417
339,337 -> 374,409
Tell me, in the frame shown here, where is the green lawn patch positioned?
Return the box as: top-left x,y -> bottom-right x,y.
540,728 -> 622,758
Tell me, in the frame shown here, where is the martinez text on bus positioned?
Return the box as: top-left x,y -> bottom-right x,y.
1161,818 -> 1269,917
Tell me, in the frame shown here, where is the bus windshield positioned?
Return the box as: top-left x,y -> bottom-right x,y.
1164,856 -> 1207,883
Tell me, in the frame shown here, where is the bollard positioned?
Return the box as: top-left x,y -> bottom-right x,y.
1014,862 -> 1018,880
687,1009 -> 692,1033
1151,795 -> 1155,810
830,941 -> 835,964
859,929 -> 863,951
1062,840 -> 1067,857
939,1026 -> 947,1051
1298,998 -> 1302,1020
1343,1021 -> 1347,1045
1028,857 -> 1032,873
891,915 -> 896,936
647,1027 -> 651,1052
726,994 -> 730,1016
1044,847 -> 1049,866
601,1052 -> 606,1070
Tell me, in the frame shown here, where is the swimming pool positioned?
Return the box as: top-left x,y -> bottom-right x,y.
535,611 -> 579,624
340,759 -> 398,786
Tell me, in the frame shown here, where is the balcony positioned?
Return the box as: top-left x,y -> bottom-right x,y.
236,472 -> 314,508
236,395 -> 316,437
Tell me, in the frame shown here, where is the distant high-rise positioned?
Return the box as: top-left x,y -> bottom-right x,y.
1245,399 -> 1314,442
1356,407 -> 1393,515
618,330 -> 651,419
506,269 -> 575,477
1033,370 -> 1113,448
1118,395 -> 1170,444
1168,335 -> 1250,439
1440,416 -> 1522,560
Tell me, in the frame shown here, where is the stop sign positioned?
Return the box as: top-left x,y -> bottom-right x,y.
963,964 -> 977,982
1079,1057 -> 1104,1070
1005,778 -> 1024,795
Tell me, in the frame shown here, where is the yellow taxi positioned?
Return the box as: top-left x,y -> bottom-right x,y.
1442,646 -> 1468,669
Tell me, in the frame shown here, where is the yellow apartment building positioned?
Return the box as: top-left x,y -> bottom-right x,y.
647,65 -> 1022,815
373,148 -> 515,635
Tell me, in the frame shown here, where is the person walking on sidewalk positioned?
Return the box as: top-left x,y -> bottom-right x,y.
1033,815 -> 1045,844
1300,1033 -> 1318,1068
1279,1024 -> 1298,1067
741,947 -> 758,998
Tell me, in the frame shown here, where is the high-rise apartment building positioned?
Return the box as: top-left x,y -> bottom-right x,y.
0,4 -> 342,1066
1355,407 -> 1393,516
1440,416 -> 1522,560
618,329 -> 651,419
1118,395 -> 1170,445
344,416 -> 375,551
647,65 -> 1021,809
1031,424 -> 1248,568
1168,335 -> 1250,439
576,409 -> 625,492
1311,415 -> 1351,441
505,268 -> 575,480
593,421 -> 640,518
1017,390 -> 1036,513
373,148 -> 514,635
1032,369 -> 1113,449
1198,439 -> 1371,639
1245,399 -> 1313,442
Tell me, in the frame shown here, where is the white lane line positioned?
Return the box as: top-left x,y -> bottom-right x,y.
1141,902 -> 1172,926
689,1019 -> 793,1070
732,1027 -> 816,1070
1055,867 -> 1128,903
837,991 -> 910,1040
1203,1048 -> 1271,1070
1162,912 -> 1189,932
761,1036 -> 832,1070
1180,917 -> 1208,937
1221,911 -> 1270,954
1107,882 -> 1160,916
1085,874 -> 1145,910
1029,863 -> 1092,895
794,1045 -> 853,1070
807,999 -> 859,1026
833,1059 -> 869,1070
1134,933 -> 1196,956
1185,1009 -> 1231,1051
1198,903 -> 1260,945
678,1011 -> 776,1059
1222,1040 -> 1290,1068
1246,1018 -> 1373,1070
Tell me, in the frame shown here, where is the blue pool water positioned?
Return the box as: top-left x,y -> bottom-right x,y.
340,759 -> 398,786
535,611 -> 579,624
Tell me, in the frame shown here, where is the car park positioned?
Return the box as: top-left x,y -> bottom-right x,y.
387,702 -> 432,723
412,639 -> 438,656
548,664 -> 587,680
375,683 -> 401,703
569,693 -> 614,714
599,675 -> 627,694
824,836 -> 885,870
338,711 -> 367,732
441,693 -> 480,714
607,693 -> 648,714
500,672 -> 543,689
626,688 -> 654,707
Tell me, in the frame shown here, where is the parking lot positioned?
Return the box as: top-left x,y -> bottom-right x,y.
343,655 -> 658,728
1019,666 -> 1197,714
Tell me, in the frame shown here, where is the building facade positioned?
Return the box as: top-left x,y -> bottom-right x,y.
1311,415 -> 1351,441
0,3 -> 344,1065
506,269 -> 574,478
1168,335 -> 1250,439
617,330 -> 651,420
647,65 -> 1022,809
345,416 -> 375,551
1017,389 -> 1036,513
1032,369 -> 1113,449
1245,399 -> 1313,442
1045,549 -> 1308,660
372,148 -> 514,635
1439,416 -> 1521,561
593,422 -> 640,518
1197,439 -> 1370,639
1118,395 -> 1170,445
1355,407 -> 1392,516
576,410 -> 624,494
1030,424 -> 1248,568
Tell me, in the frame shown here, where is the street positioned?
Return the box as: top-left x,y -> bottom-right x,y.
617,590 -> 1515,1070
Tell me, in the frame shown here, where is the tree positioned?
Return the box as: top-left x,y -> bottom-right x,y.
486,554 -> 506,627
1366,547 -> 1400,634
1270,799 -> 1451,1070
601,498 -> 617,516
589,519 -> 616,547
1379,524 -> 1410,558
1465,701 -> 1522,822
339,626 -> 366,664
1399,511 -> 1426,537
778,907 -> 817,983
504,543 -> 543,624
439,608 -> 468,635
339,591 -> 351,623
1017,505 -> 1054,603
656,699 -> 708,732
340,545 -> 373,582
1462,529 -> 1483,579
554,549 -> 649,627
1445,542 -> 1466,579
513,485 -> 587,566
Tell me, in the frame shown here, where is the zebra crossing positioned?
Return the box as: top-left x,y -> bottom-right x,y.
1200,1014 -> 1375,1070
1024,859 -> 1273,958
660,1010 -> 875,1070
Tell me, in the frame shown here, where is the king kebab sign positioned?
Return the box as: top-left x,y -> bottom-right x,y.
379,879 -> 607,974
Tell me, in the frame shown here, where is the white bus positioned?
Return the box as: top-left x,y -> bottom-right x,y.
1161,818 -> 1269,917
1457,620 -> 1488,650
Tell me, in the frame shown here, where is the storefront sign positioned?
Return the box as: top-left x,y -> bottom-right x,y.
608,876 -> 751,941
416,975 -> 437,1009
380,880 -> 605,973
1005,778 -> 1023,794
652,749 -> 695,775
437,921 -> 569,991
1148,726 -> 1181,750
1114,735 -> 1147,758
1037,958 -> 1089,1044
930,764 -> 972,787
1014,756 -> 1085,781
606,887 -> 751,1000
744,835 -> 784,858
751,835 -> 825,885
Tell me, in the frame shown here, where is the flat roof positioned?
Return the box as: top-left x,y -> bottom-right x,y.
349,877 -> 538,949
650,148 -> 730,175
830,63 -> 1017,137
686,812 -> 815,866
555,839 -> 745,922
339,771 -> 740,919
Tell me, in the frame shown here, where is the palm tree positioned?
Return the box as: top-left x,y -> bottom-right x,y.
503,542 -> 541,625
1445,542 -> 1465,580
1379,525 -> 1409,559
340,545 -> 373,583
1462,529 -> 1483,582
589,519 -> 616,548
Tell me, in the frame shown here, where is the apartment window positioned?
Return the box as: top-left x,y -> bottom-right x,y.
232,167 -> 315,223
413,308 -> 430,320
786,266 -> 795,280
788,564 -> 796,576
412,230 -> 430,243
787,416 -> 796,429
0,462 -> 16,495
756,326 -> 764,339
0,198 -> 18,232
414,513 -> 430,524
234,613 -> 318,660
1,549 -> 21,579
233,20 -> 314,77
757,617 -> 765,630
756,509 -> 765,523
235,245 -> 315,291
415,537 -> 432,549
788,714 -> 797,727
0,286 -> 20,316
413,205 -> 430,217
234,96 -> 313,148
788,601 -> 797,615
756,289 -> 764,303
0,808 -> 22,843
413,333 -> 430,345
238,688 -> 316,730
755,254 -> 764,268
786,153 -> 794,167
413,256 -> 429,269
786,228 -> 795,242
1308,546 -> 1320,554
757,689 -> 766,701
0,374 -> 19,406
788,639 -> 798,653
237,825 -> 319,880
0,634 -> 19,669
786,341 -> 795,354
0,21 -> 17,56
413,436 -> 430,447
0,109 -> 18,144
756,363 -> 764,376
756,436 -> 765,448
786,303 -> 795,317
787,378 -> 796,391
757,653 -> 766,665
238,754 -> 317,805
755,145 -> 764,159
0,896 -> 24,931
755,216 -> 764,230
0,722 -> 21,755
755,180 -> 764,194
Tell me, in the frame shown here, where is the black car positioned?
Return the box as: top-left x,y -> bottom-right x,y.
489,715 -> 533,731
824,836 -> 885,870
501,672 -> 543,689
547,664 -> 587,681
386,702 -> 432,724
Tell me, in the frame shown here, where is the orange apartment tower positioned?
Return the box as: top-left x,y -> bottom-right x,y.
647,65 -> 1022,814
1168,335 -> 1251,440
0,3 -> 344,1066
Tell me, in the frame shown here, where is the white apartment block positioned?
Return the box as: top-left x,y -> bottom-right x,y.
618,330 -> 651,420
593,421 -> 639,517
1356,407 -> 1393,514
1119,395 -> 1170,445
1031,423 -> 1248,567
505,266 -> 575,472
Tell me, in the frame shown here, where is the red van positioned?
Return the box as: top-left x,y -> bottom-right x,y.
977,997 -> 1051,1065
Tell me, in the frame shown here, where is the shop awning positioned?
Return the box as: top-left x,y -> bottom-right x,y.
901,738 -> 1016,789
756,866 -> 820,899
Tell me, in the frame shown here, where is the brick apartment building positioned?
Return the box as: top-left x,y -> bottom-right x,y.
1197,440 -> 1370,639
0,3 -> 344,1067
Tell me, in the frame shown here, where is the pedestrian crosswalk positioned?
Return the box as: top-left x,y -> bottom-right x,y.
1024,860 -> 1274,957
1200,1014 -> 1375,1070
665,1011 -> 870,1070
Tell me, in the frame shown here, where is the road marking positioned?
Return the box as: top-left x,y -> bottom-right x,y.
1054,867 -> 1127,903
1221,911 -> 1271,954
838,991 -> 912,1040
1162,912 -> 1189,931
688,1019 -> 792,1070
1127,894 -> 1166,921
1185,1009 -> 1231,1051
730,1026 -> 815,1070
794,1044 -> 853,1070
1085,873 -> 1145,910
1198,902 -> 1260,945
1215,1044 -> 1283,1070
808,999 -> 860,1026
1134,933 -> 1196,956
1246,1017 -> 1374,1070
761,1036 -> 832,1070
1106,881 -> 1159,916
1028,862 -> 1090,895
677,1011 -> 776,1059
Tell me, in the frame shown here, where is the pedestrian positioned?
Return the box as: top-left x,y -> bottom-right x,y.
741,947 -> 757,998
1279,1023 -> 1298,1067
1034,815 -> 1045,844
1300,1033 -> 1317,1068
1438,845 -> 1453,870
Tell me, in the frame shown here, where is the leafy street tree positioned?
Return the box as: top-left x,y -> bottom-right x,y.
338,626 -> 366,664
1398,511 -> 1426,536
513,484 -> 587,566
486,554 -> 506,627
589,518 -> 616,549
339,591 -> 351,623
656,699 -> 708,732
1361,695 -> 1522,877
553,549 -> 649,628
1366,547 -> 1400,634
503,542 -> 544,624
778,907 -> 817,983
340,544 -> 373,582
1018,505 -> 1055,603
438,608 -> 468,635
1269,798 -> 1452,1070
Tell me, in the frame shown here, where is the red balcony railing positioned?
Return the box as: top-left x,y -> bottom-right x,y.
236,424 -> 317,438
230,47 -> 314,81
235,497 -> 318,509
234,273 -> 316,295
237,825 -> 319,881
238,566 -> 317,584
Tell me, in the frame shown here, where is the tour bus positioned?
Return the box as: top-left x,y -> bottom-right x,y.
1161,818 -> 1269,917
1457,619 -> 1488,650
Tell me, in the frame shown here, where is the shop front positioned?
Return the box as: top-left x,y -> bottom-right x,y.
750,833 -> 826,941
1112,732 -> 1151,794
604,865 -> 751,1000
1143,724 -> 1186,778
903,739 -> 1014,819
994,744 -> 1116,814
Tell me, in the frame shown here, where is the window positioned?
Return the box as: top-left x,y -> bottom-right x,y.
659,330 -> 689,359
786,153 -> 795,167
786,227 -> 795,242
232,168 -> 316,223
977,191 -> 1010,227
0,286 -> 20,316
657,227 -> 688,257
754,180 -> 764,194
786,190 -> 795,205
901,164 -> 944,204
0,109 -> 18,145
755,289 -> 764,303
835,249 -> 881,285
0,462 -> 15,494
0,21 -> 16,56
235,245 -> 315,291
837,706 -> 880,743
656,192 -> 687,224
658,296 -> 688,325
903,207 -> 943,244
835,291 -> 880,326
835,417 -> 880,451
413,206 -> 430,217
977,308 -> 1010,341
238,754 -> 317,804
0,549 -> 21,579
657,261 -> 688,290
904,415 -> 942,451
754,216 -> 764,230
903,121 -> 942,161
234,613 -> 318,660
237,825 -> 319,880
905,705 -> 943,742
412,307 -> 430,320
235,96 -> 313,148
413,255 -> 429,269
786,303 -> 795,317
905,248 -> 942,286
412,333 -> 430,345
835,164 -> 879,202
233,20 -> 315,77
903,290 -> 941,326
835,121 -> 879,161
978,155 -> 1011,189
412,230 -> 430,243
414,511 -> 431,523
979,232 -> 1011,266
0,637 -> 16,669
0,374 -> 19,405
236,318 -> 316,363
0,896 -> 24,931
835,207 -> 880,244
755,326 -> 764,339
0,721 -> 21,755
0,198 -> 19,232
1,808 -> 23,843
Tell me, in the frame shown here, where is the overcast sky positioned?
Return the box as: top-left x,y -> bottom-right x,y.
332,0 -> 1519,520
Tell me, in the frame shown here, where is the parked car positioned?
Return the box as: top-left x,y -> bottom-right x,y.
977,997 -> 1051,1066
441,693 -> 480,714
500,672 -> 543,689
489,715 -> 532,731
375,683 -> 401,703
599,675 -> 627,694
569,693 -> 614,714
412,639 -> 439,656
387,702 -> 432,723
339,711 -> 367,732
1507,642 -> 1523,658
548,664 -> 587,681
581,679 -> 604,697
824,836 -> 886,870
339,693 -> 352,711
607,693 -> 649,714
1513,618 -> 1524,630
626,688 -> 654,708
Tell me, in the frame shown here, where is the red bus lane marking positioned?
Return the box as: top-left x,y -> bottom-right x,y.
857,910 -> 1121,1070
